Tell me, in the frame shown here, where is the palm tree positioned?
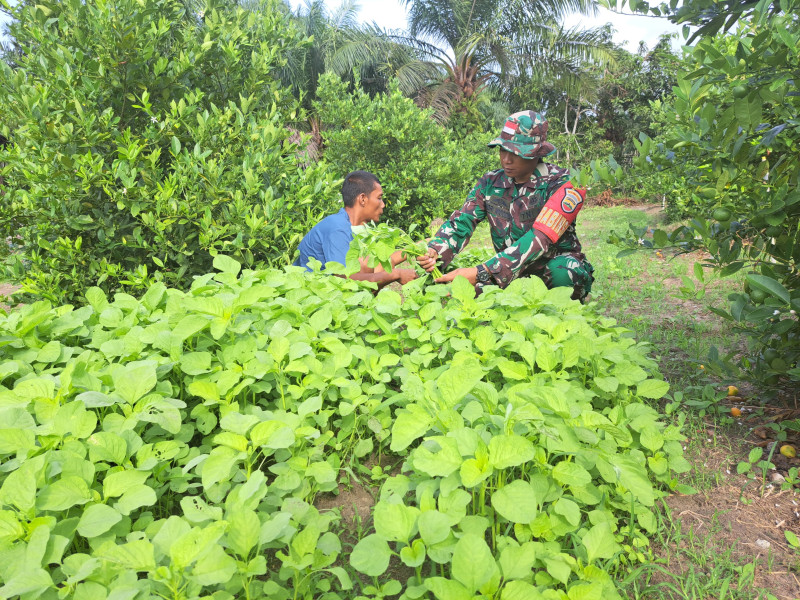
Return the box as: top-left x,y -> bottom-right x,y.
401,0 -> 618,119
322,0 -> 618,124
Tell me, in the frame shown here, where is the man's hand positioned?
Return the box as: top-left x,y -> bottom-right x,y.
416,248 -> 440,273
396,268 -> 418,285
434,267 -> 477,286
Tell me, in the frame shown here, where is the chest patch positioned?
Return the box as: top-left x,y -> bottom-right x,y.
486,198 -> 511,221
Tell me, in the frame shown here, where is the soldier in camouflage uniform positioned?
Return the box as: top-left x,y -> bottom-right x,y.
417,110 -> 594,300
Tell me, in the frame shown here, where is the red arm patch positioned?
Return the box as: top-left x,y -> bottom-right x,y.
532,182 -> 585,242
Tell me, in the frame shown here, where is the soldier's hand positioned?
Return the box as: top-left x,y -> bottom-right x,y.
434,267 -> 477,286
396,268 -> 418,285
416,248 -> 439,273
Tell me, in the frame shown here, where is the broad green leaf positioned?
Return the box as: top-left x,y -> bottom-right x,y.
104,469 -> 149,499
552,461 -> 592,487
639,426 -> 664,452
418,510 -> 452,546
250,421 -> 295,449
0,468 -> 36,512
438,357 -> 484,408
543,555 -> 572,584
212,254 -> 241,275
180,352 -> 212,375
374,501 -> 420,543
499,543 -> 536,580
201,447 -> 240,489
170,522 -> 227,568
451,275 -> 476,303
400,539 -> 426,567
98,539 -> 156,571
567,582 -> 604,600
191,545 -> 237,585
412,438 -> 463,477
425,577 -> 472,600
77,504 -> 122,538
614,456 -> 656,506
115,484 -> 157,516
595,376 -> 619,393
350,534 -> 391,576
492,480 -> 538,523
0,568 -> 53,598
181,495 -> 224,524
292,524 -> 321,557
111,361 -> 158,404
553,498 -> 580,526
489,435 -> 535,469
0,510 -> 25,544
86,432 -> 127,464
502,580 -> 543,600
636,379 -> 670,399
746,274 -> 790,303
451,533 -> 497,592
260,512 -> 292,544
390,404 -> 433,452
582,523 -> 621,563
187,380 -> 219,403
785,530 -> 800,548
460,456 -> 493,488
37,476 -> 92,511
536,345 -> 557,372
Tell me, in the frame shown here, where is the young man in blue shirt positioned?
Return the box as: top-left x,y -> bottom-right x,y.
294,170 -> 417,286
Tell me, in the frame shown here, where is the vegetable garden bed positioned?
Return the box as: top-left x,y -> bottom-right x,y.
0,255 -> 686,599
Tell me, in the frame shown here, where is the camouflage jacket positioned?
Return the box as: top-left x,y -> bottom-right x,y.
428,163 -> 586,288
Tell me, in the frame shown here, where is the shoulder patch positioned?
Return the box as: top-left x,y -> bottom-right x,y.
561,188 -> 583,213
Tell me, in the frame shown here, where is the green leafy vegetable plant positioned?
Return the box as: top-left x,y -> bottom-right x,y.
0,256 -> 685,599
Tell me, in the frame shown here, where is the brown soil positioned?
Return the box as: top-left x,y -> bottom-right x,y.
0,283 -> 20,313
660,484 -> 800,599
316,476 -> 376,529
587,189 -> 653,208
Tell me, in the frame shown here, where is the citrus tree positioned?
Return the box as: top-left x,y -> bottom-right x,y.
315,74 -> 490,229
0,0 -> 339,303
599,0 -> 800,384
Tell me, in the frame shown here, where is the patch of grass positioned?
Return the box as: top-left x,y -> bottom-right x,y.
621,504 -> 779,600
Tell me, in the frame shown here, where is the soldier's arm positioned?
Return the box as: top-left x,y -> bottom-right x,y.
480,182 -> 586,288
426,177 -> 489,270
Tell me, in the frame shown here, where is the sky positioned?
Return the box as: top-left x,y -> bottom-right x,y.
0,1 -> 685,53
288,0 -> 686,54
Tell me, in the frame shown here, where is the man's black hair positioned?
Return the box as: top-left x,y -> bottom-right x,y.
342,170 -> 380,208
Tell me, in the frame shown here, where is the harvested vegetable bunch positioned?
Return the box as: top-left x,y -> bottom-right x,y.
347,222 -> 442,278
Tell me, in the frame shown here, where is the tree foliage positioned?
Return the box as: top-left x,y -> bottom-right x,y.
601,0 -> 800,384
315,74 -> 491,230
0,0 -> 338,303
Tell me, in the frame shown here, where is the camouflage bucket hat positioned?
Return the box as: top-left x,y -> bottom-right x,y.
488,110 -> 556,159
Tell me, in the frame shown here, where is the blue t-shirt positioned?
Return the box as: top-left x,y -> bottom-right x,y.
293,208 -> 354,271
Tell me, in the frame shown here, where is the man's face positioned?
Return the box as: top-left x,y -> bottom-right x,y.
499,148 -> 539,183
362,182 -> 385,222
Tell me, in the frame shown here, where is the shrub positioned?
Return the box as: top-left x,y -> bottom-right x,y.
0,0 -> 339,303
315,74 -> 491,229
608,7 -> 800,385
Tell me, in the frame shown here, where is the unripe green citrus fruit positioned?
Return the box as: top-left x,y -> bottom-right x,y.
712,208 -> 732,221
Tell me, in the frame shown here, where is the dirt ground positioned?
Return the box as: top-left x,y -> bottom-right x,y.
0,283 -> 19,312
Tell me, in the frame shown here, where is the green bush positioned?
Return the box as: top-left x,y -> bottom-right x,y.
0,259 -> 686,598
0,0 -> 339,303
605,2 -> 800,385
315,74 -> 491,229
